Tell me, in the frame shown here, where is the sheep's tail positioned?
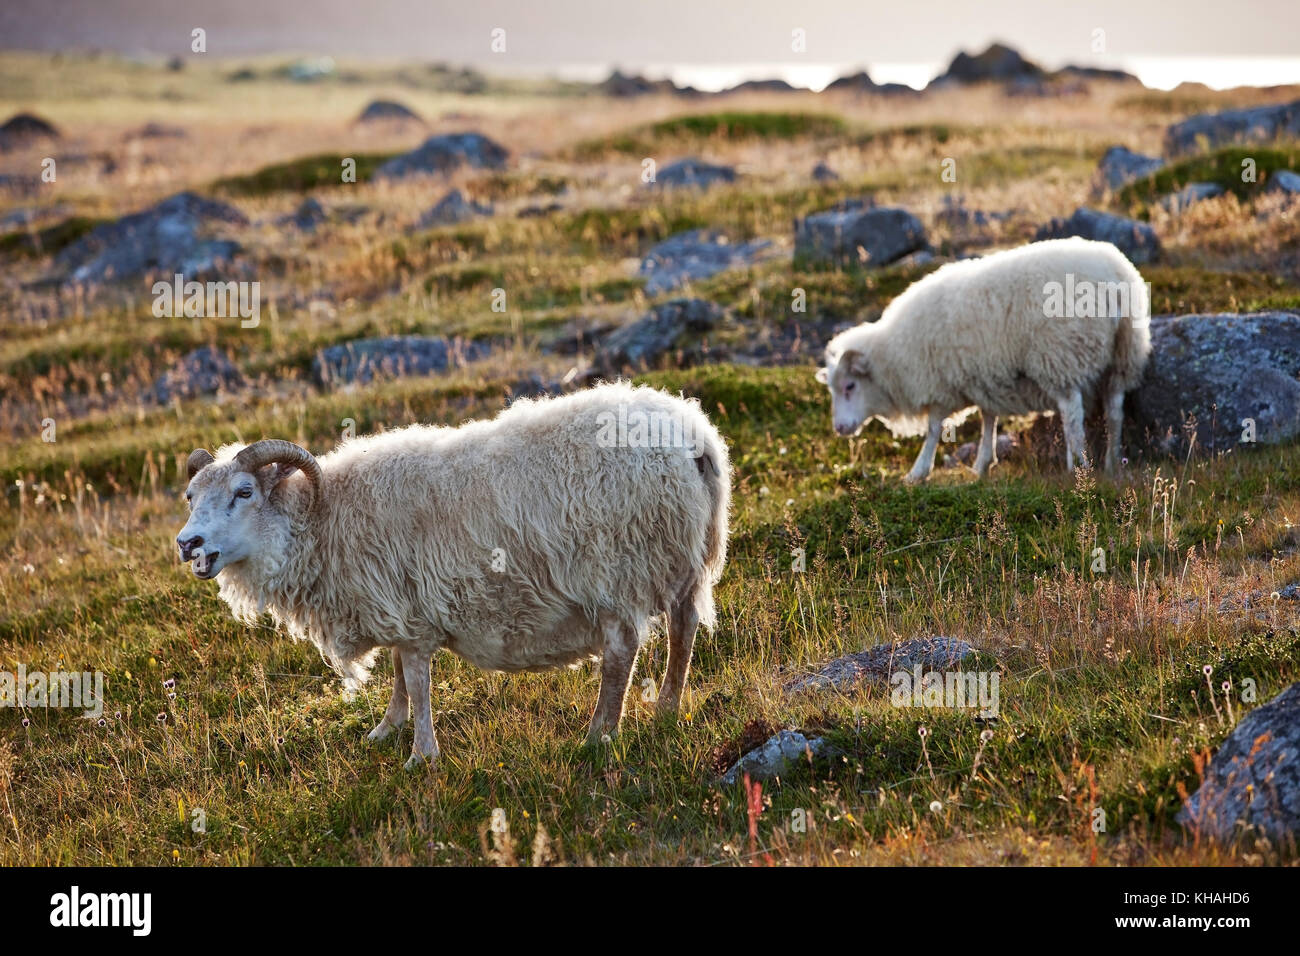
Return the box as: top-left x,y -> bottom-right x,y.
691,428 -> 731,631
1109,278 -> 1153,395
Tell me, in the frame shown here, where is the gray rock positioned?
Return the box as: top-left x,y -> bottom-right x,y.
1095,146 -> 1165,192
148,347 -> 245,404
639,229 -> 773,296
414,189 -> 493,228
933,43 -> 1042,85
720,731 -> 827,785
286,57 -> 335,82
356,99 -> 422,124
950,433 -> 1018,468
1179,682 -> 1300,844
1129,312 -> 1300,456
936,195 -> 1014,230
1268,169 -> 1300,196
278,197 -> 327,232
1005,76 -> 1088,98
599,70 -> 689,97
312,335 -> 489,387
597,298 -> 724,372
825,71 -> 878,93
516,202 -> 563,218
373,132 -> 508,181
124,122 -> 186,141
812,162 -> 839,182
784,636 -> 975,694
54,191 -> 247,284
1033,208 -> 1160,264
0,112 -> 59,151
652,158 -> 736,190
1165,99 -> 1300,156
1160,182 -> 1225,213
795,202 -> 928,268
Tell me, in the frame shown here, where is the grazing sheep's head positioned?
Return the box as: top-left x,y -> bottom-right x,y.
176,440 -> 321,580
816,348 -> 887,437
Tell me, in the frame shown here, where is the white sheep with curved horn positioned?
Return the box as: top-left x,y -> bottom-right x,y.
176,382 -> 731,768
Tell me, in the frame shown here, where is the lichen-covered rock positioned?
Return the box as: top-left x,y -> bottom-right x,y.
784,637 -> 976,694
278,197 -> 327,232
414,189 -> 493,228
1268,169 -> 1300,196
356,99 -> 422,123
373,132 -> 508,180
1095,145 -> 1165,192
639,229 -> 773,296
1128,312 -> 1300,456
1179,682 -> 1300,844
1033,208 -> 1160,264
795,202 -> 928,268
54,191 -> 247,284
0,112 -> 59,151
652,158 -> 736,190
1160,182 -> 1225,213
720,731 -> 827,785
312,335 -> 489,387
1165,99 -> 1300,156
148,347 -> 245,405
596,298 -> 724,372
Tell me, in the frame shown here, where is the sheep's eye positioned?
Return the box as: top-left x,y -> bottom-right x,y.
844,381 -> 856,395
235,488 -> 252,499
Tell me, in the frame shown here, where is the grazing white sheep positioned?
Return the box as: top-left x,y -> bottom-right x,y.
816,237 -> 1151,482
175,383 -> 730,768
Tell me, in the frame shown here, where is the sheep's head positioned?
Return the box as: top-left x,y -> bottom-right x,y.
816,348 -> 888,437
176,440 -> 321,580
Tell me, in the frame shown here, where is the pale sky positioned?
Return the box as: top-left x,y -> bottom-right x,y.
3,0 -> 1299,89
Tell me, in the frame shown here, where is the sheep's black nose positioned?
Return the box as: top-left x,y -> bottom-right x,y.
178,535 -> 204,560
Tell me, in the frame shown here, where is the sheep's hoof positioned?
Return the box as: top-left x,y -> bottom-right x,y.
366,719 -> 397,742
404,749 -> 438,770
902,470 -> 929,486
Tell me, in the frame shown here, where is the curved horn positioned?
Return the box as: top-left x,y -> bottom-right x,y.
234,439 -> 322,508
187,448 -> 215,479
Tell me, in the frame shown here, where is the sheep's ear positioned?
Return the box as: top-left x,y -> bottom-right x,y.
843,349 -> 871,379
255,462 -> 299,494
815,366 -> 829,385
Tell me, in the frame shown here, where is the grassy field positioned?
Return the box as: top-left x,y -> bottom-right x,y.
2,53 -> 1299,866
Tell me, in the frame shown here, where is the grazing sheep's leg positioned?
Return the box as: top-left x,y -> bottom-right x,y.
367,648 -> 410,741
902,410 -> 945,485
398,645 -> 439,769
1056,389 -> 1089,471
973,410 -> 998,478
588,618 -> 640,743
658,590 -> 699,715
1103,386 -> 1125,474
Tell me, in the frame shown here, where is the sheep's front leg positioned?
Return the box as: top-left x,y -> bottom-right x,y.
1056,389 -> 1089,471
973,410 -> 998,478
398,645 -> 439,769
367,647 -> 409,741
902,410 -> 945,485
588,618 -> 640,743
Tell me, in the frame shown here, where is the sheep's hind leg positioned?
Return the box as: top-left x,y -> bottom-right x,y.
398,645 -> 439,769
903,409 -> 945,485
973,410 -> 998,478
367,647 -> 410,742
587,617 -> 641,744
1103,384 -> 1125,474
1056,388 -> 1089,472
658,582 -> 700,715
